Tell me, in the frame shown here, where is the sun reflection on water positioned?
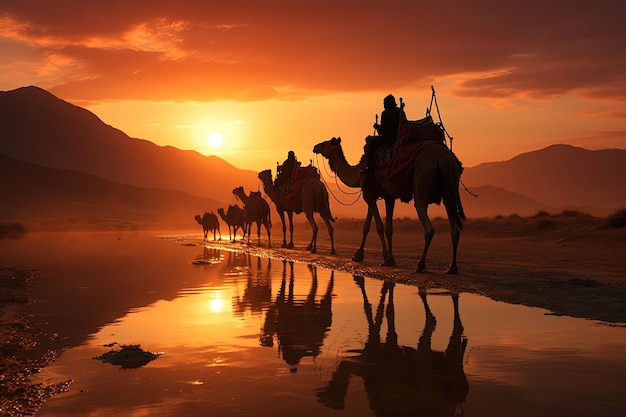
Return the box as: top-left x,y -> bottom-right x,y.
209,293 -> 224,313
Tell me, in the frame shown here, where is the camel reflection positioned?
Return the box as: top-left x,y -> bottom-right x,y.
317,278 -> 468,416
231,255 -> 273,317
261,261 -> 334,372
192,246 -> 223,266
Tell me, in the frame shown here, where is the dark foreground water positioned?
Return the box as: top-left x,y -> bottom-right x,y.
1,232 -> 625,417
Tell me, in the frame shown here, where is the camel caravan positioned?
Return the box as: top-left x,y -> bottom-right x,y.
196,87 -> 465,273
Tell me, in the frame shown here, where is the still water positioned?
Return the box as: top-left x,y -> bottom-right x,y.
2,232 -> 625,417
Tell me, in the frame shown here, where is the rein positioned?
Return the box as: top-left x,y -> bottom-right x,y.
313,152 -> 362,207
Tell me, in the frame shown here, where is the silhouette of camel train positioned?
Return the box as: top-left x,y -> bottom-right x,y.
197,89 -> 465,273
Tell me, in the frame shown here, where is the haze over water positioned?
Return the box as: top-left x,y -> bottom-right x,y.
1,232 -> 625,416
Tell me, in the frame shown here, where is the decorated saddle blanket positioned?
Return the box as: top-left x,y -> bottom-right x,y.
280,166 -> 321,201
371,116 -> 446,180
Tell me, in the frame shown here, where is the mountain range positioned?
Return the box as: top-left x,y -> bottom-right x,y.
1,86 -> 624,231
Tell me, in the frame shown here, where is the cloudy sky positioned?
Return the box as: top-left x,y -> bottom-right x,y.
1,0 -> 625,171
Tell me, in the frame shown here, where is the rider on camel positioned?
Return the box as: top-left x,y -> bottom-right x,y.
364,94 -> 406,172
276,150 -> 300,191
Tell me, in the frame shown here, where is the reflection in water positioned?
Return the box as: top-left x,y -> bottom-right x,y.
261,260 -> 334,372
317,277 -> 468,417
3,234 -> 623,417
192,246 -> 223,265
232,255 -> 273,317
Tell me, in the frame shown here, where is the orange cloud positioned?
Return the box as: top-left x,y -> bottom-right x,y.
0,1 -> 623,105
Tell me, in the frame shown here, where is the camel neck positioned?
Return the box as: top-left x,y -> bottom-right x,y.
235,190 -> 250,205
260,177 -> 275,200
326,146 -> 361,188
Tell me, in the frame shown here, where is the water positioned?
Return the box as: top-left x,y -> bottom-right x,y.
1,232 -> 625,417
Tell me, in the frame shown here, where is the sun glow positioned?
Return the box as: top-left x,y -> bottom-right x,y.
207,132 -> 224,148
209,294 -> 224,313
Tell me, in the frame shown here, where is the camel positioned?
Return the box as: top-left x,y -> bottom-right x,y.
258,169 -> 336,254
218,205 -> 246,242
313,137 -> 465,274
217,207 -> 234,241
232,186 -> 272,247
316,278 -> 468,415
194,211 -> 221,240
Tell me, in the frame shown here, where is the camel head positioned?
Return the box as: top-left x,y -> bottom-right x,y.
194,214 -> 202,225
258,169 -> 273,182
232,186 -> 246,201
313,137 -> 342,158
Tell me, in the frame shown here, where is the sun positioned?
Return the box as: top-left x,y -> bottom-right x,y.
207,132 -> 224,148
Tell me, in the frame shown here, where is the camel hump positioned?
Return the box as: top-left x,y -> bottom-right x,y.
283,166 -> 321,200
399,115 -> 445,144
294,165 -> 320,181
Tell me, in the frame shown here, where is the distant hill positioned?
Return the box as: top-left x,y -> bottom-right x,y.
0,86 -> 259,203
1,86 -> 623,224
0,154 -> 223,231
462,144 -> 626,211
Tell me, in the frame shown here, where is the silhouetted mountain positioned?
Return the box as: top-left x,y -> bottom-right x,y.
0,153 -> 222,231
462,144 -> 626,211
0,86 -> 258,203
2,86 -> 623,223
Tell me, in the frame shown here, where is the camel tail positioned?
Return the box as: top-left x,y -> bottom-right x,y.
319,181 -> 336,222
441,153 -> 465,231
456,196 -> 465,231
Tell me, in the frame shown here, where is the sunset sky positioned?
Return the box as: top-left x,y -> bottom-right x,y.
1,1 -> 625,171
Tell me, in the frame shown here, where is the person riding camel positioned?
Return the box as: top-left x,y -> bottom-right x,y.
276,150 -> 300,191
364,94 -> 406,172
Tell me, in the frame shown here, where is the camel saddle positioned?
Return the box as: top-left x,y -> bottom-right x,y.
373,115 -> 446,181
279,166 -> 321,201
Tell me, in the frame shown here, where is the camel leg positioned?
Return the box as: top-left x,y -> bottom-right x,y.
415,204 -> 434,273
305,211 -> 318,253
322,214 -> 336,255
353,209 -> 373,262
246,224 -> 253,245
368,202 -> 388,266
265,220 -> 272,248
445,204 -> 461,275
278,211 -> 288,248
382,198 -> 396,266
286,212 -> 294,248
